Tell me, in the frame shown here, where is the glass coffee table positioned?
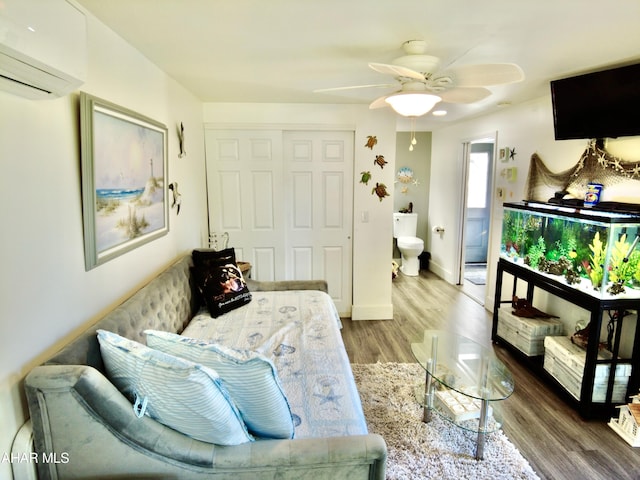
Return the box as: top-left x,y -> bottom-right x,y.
411,330 -> 514,460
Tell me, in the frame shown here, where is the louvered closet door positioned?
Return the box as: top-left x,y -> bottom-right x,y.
205,130 -> 285,281
283,131 -> 354,315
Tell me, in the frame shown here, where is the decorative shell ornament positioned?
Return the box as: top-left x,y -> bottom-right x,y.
177,122 -> 186,158
396,167 -> 414,184
365,135 -> 377,150
360,171 -> 372,185
374,155 -> 387,169
372,182 -> 390,201
168,182 -> 182,214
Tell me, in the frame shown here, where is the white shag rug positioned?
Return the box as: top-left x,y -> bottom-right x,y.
351,362 -> 540,480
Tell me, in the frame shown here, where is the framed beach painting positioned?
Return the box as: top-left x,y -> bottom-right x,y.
80,93 -> 169,270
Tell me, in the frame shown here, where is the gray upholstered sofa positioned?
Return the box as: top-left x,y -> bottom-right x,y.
25,254 -> 386,479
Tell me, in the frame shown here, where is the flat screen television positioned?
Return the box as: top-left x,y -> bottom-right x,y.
550,63 -> 640,140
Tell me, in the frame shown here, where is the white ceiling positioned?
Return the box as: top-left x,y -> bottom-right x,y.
76,0 -> 640,129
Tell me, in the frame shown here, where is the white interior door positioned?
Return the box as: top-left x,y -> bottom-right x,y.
205,128 -> 354,315
204,129 -> 284,281
283,131 -> 354,315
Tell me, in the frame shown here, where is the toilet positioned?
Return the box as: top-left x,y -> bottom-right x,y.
393,212 -> 424,276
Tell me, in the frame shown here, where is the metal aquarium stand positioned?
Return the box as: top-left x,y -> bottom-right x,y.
492,258 -> 640,419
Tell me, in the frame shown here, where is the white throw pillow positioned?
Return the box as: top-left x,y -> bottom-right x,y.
145,329 -> 295,439
96,330 -> 252,445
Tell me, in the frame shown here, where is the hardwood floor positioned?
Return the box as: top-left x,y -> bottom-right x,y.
341,270 -> 640,480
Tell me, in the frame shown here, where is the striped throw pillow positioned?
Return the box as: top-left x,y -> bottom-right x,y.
145,329 -> 294,439
97,330 -> 252,445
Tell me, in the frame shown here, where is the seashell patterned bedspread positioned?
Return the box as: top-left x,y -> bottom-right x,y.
181,289 -> 368,439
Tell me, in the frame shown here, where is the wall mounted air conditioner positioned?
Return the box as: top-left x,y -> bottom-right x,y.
0,0 -> 87,100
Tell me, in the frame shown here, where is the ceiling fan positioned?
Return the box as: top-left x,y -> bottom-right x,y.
315,40 -> 525,117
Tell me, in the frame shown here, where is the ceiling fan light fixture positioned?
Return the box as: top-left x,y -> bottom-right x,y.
384,93 -> 441,117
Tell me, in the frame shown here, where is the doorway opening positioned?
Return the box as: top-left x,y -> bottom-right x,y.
458,135 -> 496,304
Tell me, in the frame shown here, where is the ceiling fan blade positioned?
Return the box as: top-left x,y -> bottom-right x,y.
369,62 -> 425,81
369,95 -> 390,109
314,83 -> 396,93
438,87 -> 491,104
441,63 -> 524,87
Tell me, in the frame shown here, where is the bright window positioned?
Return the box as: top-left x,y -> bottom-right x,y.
467,152 -> 488,208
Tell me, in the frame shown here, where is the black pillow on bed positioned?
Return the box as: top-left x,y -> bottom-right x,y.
192,247 -> 235,266
192,248 -> 252,318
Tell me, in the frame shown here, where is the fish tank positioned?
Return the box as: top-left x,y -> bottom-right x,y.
500,201 -> 640,299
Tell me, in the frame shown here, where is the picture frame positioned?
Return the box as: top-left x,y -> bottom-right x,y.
80,92 -> 169,270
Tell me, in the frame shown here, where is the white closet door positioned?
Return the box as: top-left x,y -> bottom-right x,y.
204,130 -> 284,281
205,128 -> 354,316
283,131 -> 354,315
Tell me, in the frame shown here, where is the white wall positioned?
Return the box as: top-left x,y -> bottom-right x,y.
430,95 -> 575,293
429,94 -> 640,311
0,9 -> 208,479
202,103 -> 397,320
393,131 -> 432,247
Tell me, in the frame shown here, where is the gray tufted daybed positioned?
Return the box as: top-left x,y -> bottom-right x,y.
24,254 -> 386,479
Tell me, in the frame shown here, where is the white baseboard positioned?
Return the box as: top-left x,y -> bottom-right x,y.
351,303 -> 393,321
484,295 -> 495,312
428,260 -> 454,284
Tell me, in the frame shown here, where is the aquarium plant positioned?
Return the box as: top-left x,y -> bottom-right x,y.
501,210 -> 523,257
525,237 -> 546,269
607,234 -> 640,294
587,232 -> 606,289
501,209 -> 545,260
549,236 -> 577,262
